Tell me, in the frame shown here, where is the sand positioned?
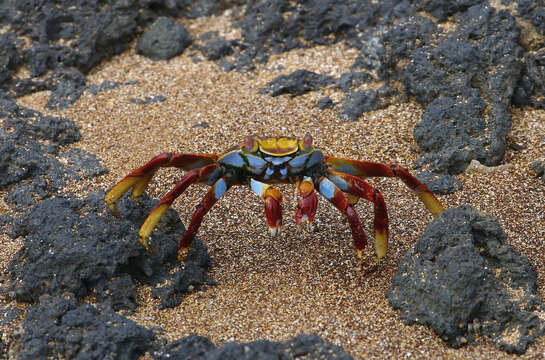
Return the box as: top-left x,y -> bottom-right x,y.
2,10 -> 545,359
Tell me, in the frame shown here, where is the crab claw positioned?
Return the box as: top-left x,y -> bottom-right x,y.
295,177 -> 317,225
250,179 -> 283,236
264,191 -> 282,236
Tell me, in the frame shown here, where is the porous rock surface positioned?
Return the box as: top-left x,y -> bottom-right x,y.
2,0 -> 544,175
154,333 -> 354,360
388,205 -> 545,354
18,294 -> 154,360
136,16 -> 192,60
409,5 -> 522,174
0,97 -> 106,207
6,191 -> 212,310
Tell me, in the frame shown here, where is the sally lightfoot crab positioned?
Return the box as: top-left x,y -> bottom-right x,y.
105,135 -> 444,263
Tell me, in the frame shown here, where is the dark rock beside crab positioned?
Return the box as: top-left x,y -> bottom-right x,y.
136,17 -> 192,60
388,205 -> 545,354
18,294 -> 154,359
154,333 -> 354,360
5,191 -> 212,310
408,5 -> 523,175
0,97 -> 109,205
259,69 -> 335,97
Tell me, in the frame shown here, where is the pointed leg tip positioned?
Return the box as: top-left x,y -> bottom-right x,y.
107,203 -> 121,218
268,225 -> 283,236
177,247 -> 189,263
298,214 -> 309,225
138,235 -> 154,253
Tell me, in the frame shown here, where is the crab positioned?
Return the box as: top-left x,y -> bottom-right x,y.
105,135 -> 444,263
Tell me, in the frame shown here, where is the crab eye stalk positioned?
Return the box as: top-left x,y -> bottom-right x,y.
300,133 -> 313,151
244,136 -> 258,152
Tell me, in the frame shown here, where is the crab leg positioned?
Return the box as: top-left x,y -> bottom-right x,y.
138,164 -> 221,253
325,157 -> 444,215
326,170 -> 389,260
295,176 -> 318,225
177,176 -> 234,262
315,176 -> 368,259
105,153 -> 218,217
250,179 -> 283,236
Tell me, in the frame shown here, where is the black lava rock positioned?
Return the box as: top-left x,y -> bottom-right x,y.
259,69 -> 335,97
339,89 -> 379,121
159,0 -> 244,19
1,99 -> 80,145
513,50 -> 545,109
314,96 -> 334,110
238,0 -> 407,67
0,141 -> 40,190
415,171 -> 462,195
355,15 -> 438,82
58,148 -> 108,179
388,205 -> 545,354
530,159 -> 545,178
6,191 -> 212,310
0,98 -> 108,208
154,334 -> 354,359
201,36 -> 235,60
86,80 -> 139,95
136,17 -> 192,60
336,72 -> 373,93
517,0 -> 545,36
412,0 -> 486,22
0,306 -> 22,326
45,68 -> 87,110
406,5 -> 523,174
413,96 -> 488,174
0,98 -> 83,192
153,334 -> 216,359
339,85 -> 405,120
18,294 -> 154,359
3,0 -> 139,75
0,31 -> 21,87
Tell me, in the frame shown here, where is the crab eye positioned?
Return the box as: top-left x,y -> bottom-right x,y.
300,133 -> 313,151
244,136 -> 258,152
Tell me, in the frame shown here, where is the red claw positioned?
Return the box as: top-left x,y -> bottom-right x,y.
264,196 -> 282,236
296,191 -> 317,225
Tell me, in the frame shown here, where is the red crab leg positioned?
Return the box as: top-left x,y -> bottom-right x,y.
138,164 -> 221,253
250,179 -> 283,236
315,176 -> 368,259
324,157 -> 444,215
326,170 -> 389,260
105,153 -> 218,217
295,176 -> 318,225
177,176 -> 234,262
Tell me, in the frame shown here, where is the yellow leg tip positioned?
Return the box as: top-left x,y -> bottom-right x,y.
139,203 -> 169,233
107,203 -> 121,218
138,234 -> 155,254
177,247 -> 189,262
131,174 -> 153,200
105,177 -> 141,217
418,192 -> 445,216
374,230 -> 388,261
